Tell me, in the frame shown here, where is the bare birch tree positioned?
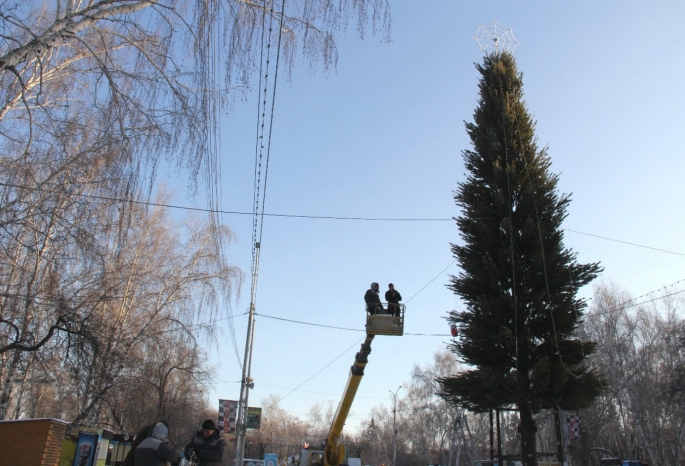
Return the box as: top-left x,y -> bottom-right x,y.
0,0 -> 390,192
0,3 -> 390,422
0,183 -> 242,427
575,282 -> 685,466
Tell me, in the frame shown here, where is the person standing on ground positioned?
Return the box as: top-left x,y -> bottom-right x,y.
134,422 -> 181,466
185,419 -> 226,466
385,283 -> 402,316
122,422 -> 157,466
364,282 -> 384,315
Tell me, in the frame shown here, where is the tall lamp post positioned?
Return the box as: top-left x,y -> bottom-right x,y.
389,386 -> 402,466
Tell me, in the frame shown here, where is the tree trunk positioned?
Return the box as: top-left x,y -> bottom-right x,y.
0,351 -> 22,420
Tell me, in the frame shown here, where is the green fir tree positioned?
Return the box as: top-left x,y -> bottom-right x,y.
438,52 -> 605,466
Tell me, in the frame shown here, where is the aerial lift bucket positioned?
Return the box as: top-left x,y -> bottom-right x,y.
365,303 -> 404,336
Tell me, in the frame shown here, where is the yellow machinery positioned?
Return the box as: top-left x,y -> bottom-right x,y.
299,304 -> 405,466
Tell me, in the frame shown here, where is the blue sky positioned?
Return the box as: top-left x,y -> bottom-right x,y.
160,1 -> 685,433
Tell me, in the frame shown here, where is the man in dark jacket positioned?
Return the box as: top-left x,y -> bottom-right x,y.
364,282 -> 384,315
185,419 -> 226,466
134,422 -> 181,466
122,422 -> 166,466
385,283 -> 402,317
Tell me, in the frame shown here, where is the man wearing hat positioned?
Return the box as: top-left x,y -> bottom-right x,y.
185,419 -> 226,466
385,283 -> 402,317
134,422 -> 181,466
364,282 -> 384,315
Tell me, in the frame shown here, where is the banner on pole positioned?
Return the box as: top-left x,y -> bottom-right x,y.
246,406 -> 262,430
219,399 -> 238,433
567,413 -> 580,442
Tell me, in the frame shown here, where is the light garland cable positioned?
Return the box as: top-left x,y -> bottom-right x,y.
508,82 -> 574,376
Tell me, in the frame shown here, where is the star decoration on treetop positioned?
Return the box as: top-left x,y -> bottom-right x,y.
473,22 -> 519,54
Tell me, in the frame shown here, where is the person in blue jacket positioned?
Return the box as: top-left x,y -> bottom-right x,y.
185,419 -> 226,466
134,422 -> 181,466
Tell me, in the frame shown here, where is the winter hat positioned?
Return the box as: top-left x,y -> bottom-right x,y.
150,422 -> 169,440
202,419 -> 216,430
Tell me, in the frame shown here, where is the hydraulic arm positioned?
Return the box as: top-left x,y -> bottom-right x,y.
323,334 -> 375,466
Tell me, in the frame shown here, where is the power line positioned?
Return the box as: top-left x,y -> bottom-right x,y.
564,228 -> 685,257
264,337 -> 365,409
257,382 -> 386,400
405,259 -> 456,304
235,2 -> 286,460
0,182 -> 449,220
254,312 -> 446,336
2,181 -> 680,257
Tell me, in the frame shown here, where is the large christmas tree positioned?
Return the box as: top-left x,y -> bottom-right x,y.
439,52 -> 604,466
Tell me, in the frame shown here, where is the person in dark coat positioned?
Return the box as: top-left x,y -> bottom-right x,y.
185,419 -> 226,466
134,422 -> 181,466
385,283 -> 402,317
364,282 -> 384,315
122,422 -> 164,466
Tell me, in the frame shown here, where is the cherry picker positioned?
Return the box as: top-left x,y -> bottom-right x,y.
297,303 -> 405,466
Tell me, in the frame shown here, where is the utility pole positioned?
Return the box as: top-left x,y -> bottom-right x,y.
235,241 -> 261,466
234,307 -> 256,466
554,408 -> 565,465
389,386 -> 401,466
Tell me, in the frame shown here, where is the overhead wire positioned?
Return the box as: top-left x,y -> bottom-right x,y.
234,0 -> 286,446
564,229 -> 685,257
254,312 -> 446,336
3,182 -> 679,258
264,336 -> 365,409
405,259 -> 456,304
257,382 -> 387,400
590,287 -> 685,318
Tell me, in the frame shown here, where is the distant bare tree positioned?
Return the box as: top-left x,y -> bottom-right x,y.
353,350 -> 472,466
575,282 -> 685,466
260,394 -> 310,458
0,186 -> 242,429
307,399 -> 336,443
60,199 -> 240,431
0,124 -> 129,418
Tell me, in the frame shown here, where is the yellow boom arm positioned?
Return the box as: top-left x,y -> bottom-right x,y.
323,334 -> 375,466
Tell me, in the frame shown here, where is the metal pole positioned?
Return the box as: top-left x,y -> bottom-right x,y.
554,408 -> 565,465
235,303 -> 255,466
496,409 -> 502,466
489,410 -> 494,464
389,386 -> 401,466
235,243 -> 261,466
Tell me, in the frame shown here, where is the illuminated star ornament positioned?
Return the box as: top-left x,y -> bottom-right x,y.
473,22 -> 519,54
